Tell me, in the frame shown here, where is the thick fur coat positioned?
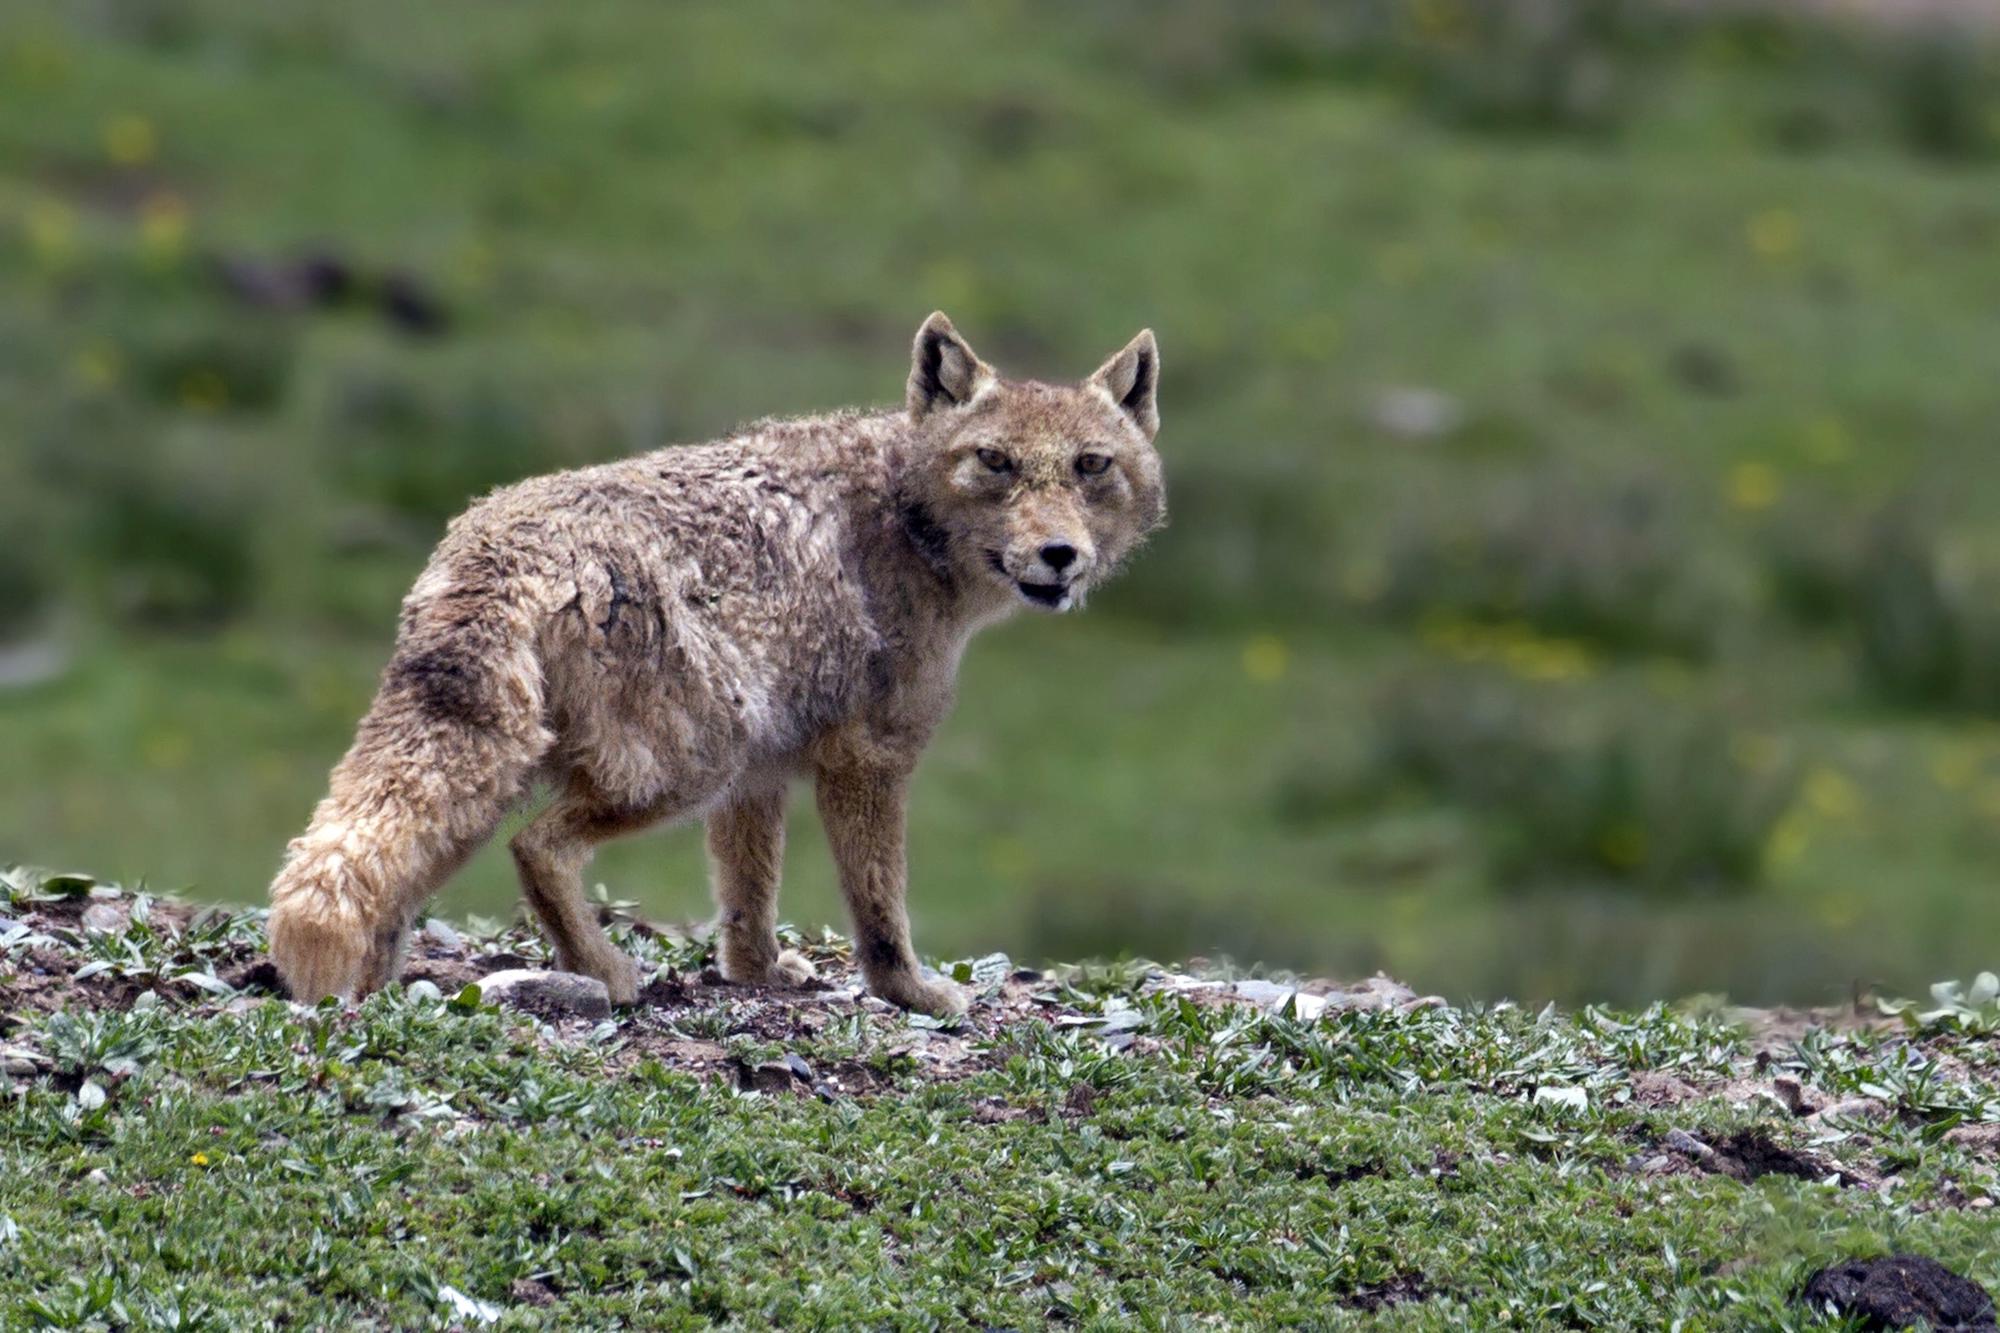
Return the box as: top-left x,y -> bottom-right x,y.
267,313 -> 1165,1015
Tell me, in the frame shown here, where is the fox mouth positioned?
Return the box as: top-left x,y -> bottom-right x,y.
1014,580 -> 1069,609
989,551 -> 1074,611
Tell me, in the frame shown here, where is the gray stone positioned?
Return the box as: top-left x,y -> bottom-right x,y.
1944,1122 -> 2000,1152
472,969 -> 611,1021
1369,386 -> 1463,441
1230,979 -> 1327,1020
1665,1129 -> 1713,1159
423,918 -> 463,951
1820,1096 -> 1892,1125
80,901 -> 130,935
0,1046 -> 47,1078
1772,1075 -> 1821,1117
736,1061 -> 797,1096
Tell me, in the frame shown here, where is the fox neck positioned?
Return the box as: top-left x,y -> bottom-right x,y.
876,436 -> 1016,639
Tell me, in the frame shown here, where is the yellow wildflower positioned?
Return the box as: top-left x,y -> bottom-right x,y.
72,342 -> 121,390
1726,461 -> 1781,512
102,113 -> 157,166
1241,634 -> 1289,683
1746,209 -> 1798,260
1804,766 -> 1860,820
137,191 -> 189,263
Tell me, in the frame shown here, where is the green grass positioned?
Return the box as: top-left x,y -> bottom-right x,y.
4,2 -> 2000,1005
5,868 -> 2000,1327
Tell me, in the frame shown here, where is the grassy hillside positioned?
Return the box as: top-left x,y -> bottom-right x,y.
4,869 -> 2000,1327
3,2 -> 2000,1003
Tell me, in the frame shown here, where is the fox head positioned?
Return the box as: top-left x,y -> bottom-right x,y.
894,311 -> 1165,614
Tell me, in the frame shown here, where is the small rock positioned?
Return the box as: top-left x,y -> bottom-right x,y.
1665,1129 -> 1713,1160
423,918 -> 462,952
472,969 -> 611,1021
735,1061 -> 797,1096
379,270 -> 450,337
1772,1075 -> 1821,1117
80,901 -> 130,935
1230,979 -> 1326,1020
223,959 -> 286,996
405,980 -> 442,1004
1309,974 -> 1424,1013
1630,1070 -> 1700,1107
783,1053 -> 812,1082
509,1278 -> 556,1308
85,1168 -> 110,1186
1945,1123 -> 2000,1153
1,1046 -> 47,1077
1800,1254 -> 1996,1331
1821,1097 -> 1892,1125
1369,386 -> 1463,440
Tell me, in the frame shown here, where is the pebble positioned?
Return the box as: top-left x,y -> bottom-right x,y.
423,919 -> 462,951
1370,386 -> 1463,441
80,901 -> 130,935
1819,1096 -> 1891,1124
0,1046 -> 46,1077
1665,1129 -> 1713,1159
472,969 -> 612,1021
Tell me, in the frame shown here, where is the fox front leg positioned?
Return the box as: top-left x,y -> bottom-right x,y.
812,764 -> 967,1018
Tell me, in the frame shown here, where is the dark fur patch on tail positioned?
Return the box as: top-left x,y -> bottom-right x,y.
383,646 -> 496,728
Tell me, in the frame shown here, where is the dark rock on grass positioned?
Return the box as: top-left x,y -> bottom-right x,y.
1800,1255 -> 1996,1331
211,251 -> 356,312
734,1059 -> 801,1096
509,1278 -> 557,1308
1342,1273 -> 1430,1312
378,270 -> 449,337
1667,1126 -> 1867,1185
223,959 -> 286,997
473,969 -> 611,1022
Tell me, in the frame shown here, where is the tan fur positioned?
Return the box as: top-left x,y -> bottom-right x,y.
267,313 -> 1165,1015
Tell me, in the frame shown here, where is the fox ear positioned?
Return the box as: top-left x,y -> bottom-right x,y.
908,312 -> 994,419
1088,329 -> 1160,439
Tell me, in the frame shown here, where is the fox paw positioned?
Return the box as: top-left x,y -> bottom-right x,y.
769,949 -> 818,987
879,976 -> 968,1019
720,946 -> 818,989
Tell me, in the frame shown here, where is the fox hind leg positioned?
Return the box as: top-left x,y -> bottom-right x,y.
510,785 -> 698,1005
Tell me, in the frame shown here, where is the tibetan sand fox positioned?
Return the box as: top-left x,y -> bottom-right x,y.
267,313 -> 1165,1016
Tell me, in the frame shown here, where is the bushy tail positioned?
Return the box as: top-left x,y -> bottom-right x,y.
268,583 -> 551,1001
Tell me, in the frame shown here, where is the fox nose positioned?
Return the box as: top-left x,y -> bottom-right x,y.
1039,543 -> 1078,573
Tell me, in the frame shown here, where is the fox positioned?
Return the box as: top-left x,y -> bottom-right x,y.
266,313 -> 1165,1016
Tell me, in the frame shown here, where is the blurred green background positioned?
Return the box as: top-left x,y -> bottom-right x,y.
4,0 -> 2000,1005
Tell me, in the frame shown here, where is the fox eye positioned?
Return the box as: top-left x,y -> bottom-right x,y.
1075,452 -> 1113,477
975,447 -> 1013,474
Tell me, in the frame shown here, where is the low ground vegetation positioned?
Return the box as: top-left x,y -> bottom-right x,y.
3,867 -> 1999,1327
